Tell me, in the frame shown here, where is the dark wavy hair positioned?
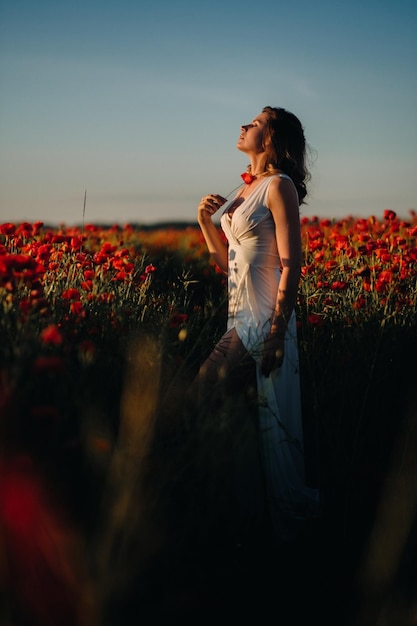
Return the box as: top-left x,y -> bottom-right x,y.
248,106 -> 311,205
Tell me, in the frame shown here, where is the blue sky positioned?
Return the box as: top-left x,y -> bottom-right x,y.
1,0 -> 416,225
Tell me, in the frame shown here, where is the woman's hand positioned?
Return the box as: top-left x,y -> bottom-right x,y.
198,194 -> 227,224
260,333 -> 285,377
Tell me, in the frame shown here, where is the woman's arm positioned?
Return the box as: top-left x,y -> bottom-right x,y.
197,194 -> 228,273
261,177 -> 302,376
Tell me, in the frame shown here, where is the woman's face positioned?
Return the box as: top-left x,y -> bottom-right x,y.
236,112 -> 268,155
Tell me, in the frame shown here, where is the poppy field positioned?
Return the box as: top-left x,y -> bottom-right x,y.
1,210 -> 417,625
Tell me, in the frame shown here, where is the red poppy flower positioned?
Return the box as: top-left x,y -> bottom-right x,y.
36,244 -> 53,262
16,222 -> 33,237
0,223 -> 16,235
93,252 -> 109,265
114,248 -> 130,258
353,296 -> 366,310
70,236 -> 82,251
345,246 -> 357,259
70,301 -> 84,316
331,281 -> 348,290
308,239 -> 323,252
408,247 -> 417,261
113,270 -> 127,281
377,270 -> 393,284
241,172 -> 256,184
62,288 -> 81,301
80,280 -> 93,291
383,209 -> 397,221
374,248 -> 391,263
101,242 -> 117,255
40,324 -> 63,346
51,234 -> 71,244
334,235 -> 350,251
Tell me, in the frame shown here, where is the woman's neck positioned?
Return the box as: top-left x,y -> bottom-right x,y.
249,157 -> 265,176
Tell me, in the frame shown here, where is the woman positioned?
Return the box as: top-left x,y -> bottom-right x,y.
196,106 -> 319,542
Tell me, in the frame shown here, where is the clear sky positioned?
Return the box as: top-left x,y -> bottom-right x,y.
1,0 -> 416,225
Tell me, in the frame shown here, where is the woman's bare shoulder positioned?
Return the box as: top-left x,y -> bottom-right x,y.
267,174 -> 298,206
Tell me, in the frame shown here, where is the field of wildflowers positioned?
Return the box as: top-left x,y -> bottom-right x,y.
1,210 -> 417,624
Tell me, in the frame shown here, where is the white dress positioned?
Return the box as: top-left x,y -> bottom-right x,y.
220,174 -> 319,540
